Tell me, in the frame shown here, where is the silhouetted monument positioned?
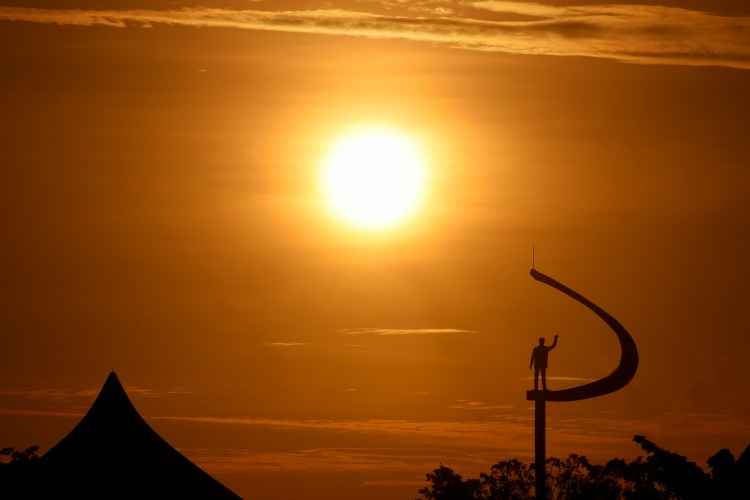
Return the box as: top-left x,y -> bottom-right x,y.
530,334 -> 558,391
527,266 -> 638,500
41,371 -> 241,499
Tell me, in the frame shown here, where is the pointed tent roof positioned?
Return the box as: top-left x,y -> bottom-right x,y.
43,372 -> 241,499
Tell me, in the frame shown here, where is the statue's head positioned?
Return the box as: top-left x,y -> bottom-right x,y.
538,337 -> 545,345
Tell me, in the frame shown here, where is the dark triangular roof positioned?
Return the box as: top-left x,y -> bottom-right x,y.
42,372 -> 241,499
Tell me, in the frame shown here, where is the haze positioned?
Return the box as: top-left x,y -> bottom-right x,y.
2,2 -> 749,499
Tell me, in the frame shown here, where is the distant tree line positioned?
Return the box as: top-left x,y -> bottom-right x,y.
0,446 -> 41,466
418,435 -> 750,500
0,445 -> 42,492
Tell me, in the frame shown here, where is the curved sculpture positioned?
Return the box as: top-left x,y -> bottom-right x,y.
526,267 -> 638,402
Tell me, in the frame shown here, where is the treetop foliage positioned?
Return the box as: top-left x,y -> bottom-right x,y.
418,435 -> 750,499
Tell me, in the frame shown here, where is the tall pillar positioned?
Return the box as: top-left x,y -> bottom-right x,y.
535,396 -> 546,500
527,266 -> 639,499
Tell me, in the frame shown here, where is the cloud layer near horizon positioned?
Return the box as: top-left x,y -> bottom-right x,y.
5,406 -> 747,475
1,2 -> 750,69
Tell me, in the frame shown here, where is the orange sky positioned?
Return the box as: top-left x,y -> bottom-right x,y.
1,2 -> 750,499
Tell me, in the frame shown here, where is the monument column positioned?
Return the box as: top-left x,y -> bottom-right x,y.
534,395 -> 546,500
526,265 -> 639,500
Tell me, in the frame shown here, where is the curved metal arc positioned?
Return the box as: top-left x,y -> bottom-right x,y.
526,268 -> 638,402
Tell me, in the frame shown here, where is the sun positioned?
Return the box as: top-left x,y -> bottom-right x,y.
321,127 -> 427,229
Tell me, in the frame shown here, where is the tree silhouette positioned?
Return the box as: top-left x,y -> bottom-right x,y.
1,446 -> 41,464
418,436 -> 750,499
706,445 -> 750,499
0,445 -> 42,494
418,464 -> 479,500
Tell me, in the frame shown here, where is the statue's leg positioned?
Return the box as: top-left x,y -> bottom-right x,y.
541,368 -> 547,391
534,367 -> 540,391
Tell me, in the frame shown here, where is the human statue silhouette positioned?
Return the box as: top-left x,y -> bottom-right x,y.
530,334 -> 559,391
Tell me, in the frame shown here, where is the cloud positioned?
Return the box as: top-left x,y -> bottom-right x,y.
126,386 -> 193,397
0,385 -> 190,401
0,388 -> 97,400
4,406 -> 749,473
522,375 -> 595,382
188,445 -> 503,479
152,411 -> 750,476
361,479 -> 427,488
375,0 -> 456,16
342,328 -> 475,336
152,414 -> 532,444
6,407 -> 748,452
469,1 -> 563,17
0,408 -> 82,418
0,3 -> 748,69
265,341 -> 308,347
449,400 -> 515,411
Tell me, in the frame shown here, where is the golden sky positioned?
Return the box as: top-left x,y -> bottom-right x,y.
1,2 -> 750,499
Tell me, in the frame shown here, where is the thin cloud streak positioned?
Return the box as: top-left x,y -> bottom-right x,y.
449,400 -> 515,410
192,446 -> 501,474
522,376 -> 595,382
0,408 -> 83,418
0,4 -> 749,68
0,386 -> 190,401
0,388 -> 97,400
342,328 -> 475,336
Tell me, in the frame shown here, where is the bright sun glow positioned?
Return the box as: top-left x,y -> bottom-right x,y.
322,127 -> 426,229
